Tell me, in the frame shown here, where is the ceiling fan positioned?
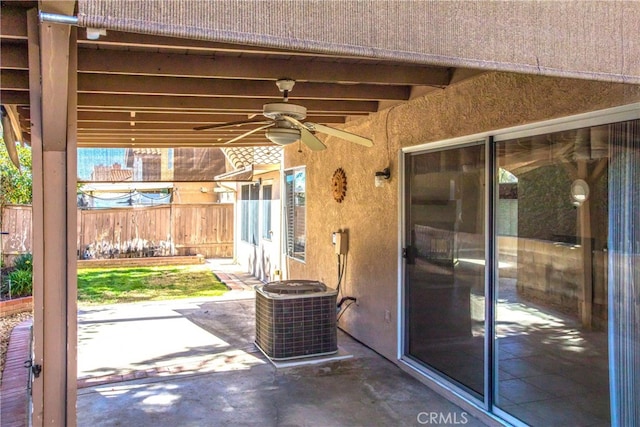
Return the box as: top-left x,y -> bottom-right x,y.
194,79 -> 373,151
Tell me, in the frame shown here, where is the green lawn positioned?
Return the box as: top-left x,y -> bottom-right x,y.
77,264 -> 228,305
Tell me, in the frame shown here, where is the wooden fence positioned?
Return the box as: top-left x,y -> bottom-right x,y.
0,205 -> 32,266
1,203 -> 234,265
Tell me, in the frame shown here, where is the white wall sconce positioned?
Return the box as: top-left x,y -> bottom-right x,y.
375,167 -> 391,187
571,179 -> 590,206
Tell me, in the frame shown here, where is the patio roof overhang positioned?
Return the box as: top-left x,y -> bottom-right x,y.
213,164 -> 280,183
3,1 -> 638,152
78,182 -> 174,192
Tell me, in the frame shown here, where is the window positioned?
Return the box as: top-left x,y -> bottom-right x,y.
240,183 -> 259,245
262,185 -> 272,240
284,167 -> 306,261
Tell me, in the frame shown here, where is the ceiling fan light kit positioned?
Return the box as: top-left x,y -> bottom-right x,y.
266,127 -> 300,145
194,80 -> 373,151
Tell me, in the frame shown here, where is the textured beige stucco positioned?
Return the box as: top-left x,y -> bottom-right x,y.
285,72 -> 640,360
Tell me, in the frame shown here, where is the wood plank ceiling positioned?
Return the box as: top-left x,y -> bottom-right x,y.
0,2 -> 473,149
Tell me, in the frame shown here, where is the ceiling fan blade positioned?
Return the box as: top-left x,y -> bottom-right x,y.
281,116 -> 326,151
223,123 -> 273,145
194,119 -> 270,131
306,122 -> 373,147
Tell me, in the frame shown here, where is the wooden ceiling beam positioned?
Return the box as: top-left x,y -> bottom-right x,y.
18,110 -> 345,124
76,29 -> 353,59
0,43 -> 28,69
77,48 -> 451,86
0,90 -> 29,104
77,121 -> 337,131
77,140 -> 274,148
3,69 -> 410,100
76,93 -> 377,114
78,134 -> 268,141
76,73 -> 410,101
1,69 -> 29,90
2,44 -> 450,87
76,107 -> 349,119
78,122 -> 271,131
0,6 -> 28,40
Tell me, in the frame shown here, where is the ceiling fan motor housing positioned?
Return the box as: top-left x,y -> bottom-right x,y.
263,102 -> 307,121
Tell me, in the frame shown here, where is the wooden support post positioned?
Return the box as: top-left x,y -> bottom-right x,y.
27,6 -> 78,426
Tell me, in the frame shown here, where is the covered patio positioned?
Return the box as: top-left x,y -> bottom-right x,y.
75,261 -> 488,427
1,1 -> 638,426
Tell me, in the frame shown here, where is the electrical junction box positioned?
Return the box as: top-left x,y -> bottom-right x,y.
332,231 -> 348,255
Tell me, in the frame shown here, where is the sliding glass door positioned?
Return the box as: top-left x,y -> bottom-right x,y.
404,142 -> 486,397
403,113 -> 639,425
495,125 -> 611,425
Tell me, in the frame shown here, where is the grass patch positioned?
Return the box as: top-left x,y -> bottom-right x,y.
77,264 -> 228,305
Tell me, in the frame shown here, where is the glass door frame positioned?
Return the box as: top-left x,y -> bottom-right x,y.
398,102 -> 640,423
398,136 -> 493,412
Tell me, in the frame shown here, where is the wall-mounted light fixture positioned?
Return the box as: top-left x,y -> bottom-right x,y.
571,179 -> 590,206
375,167 -> 391,187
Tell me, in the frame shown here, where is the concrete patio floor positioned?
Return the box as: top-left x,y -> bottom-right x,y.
76,261 -> 492,427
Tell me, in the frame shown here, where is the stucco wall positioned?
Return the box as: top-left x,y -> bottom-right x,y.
285,72 -> 640,361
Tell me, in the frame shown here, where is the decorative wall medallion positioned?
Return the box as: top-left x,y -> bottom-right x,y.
331,168 -> 347,203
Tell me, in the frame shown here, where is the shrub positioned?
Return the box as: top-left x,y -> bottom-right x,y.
13,253 -> 33,272
7,269 -> 32,297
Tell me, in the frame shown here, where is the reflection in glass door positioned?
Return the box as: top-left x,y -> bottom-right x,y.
494,125 -> 611,425
403,115 -> 638,425
404,143 -> 486,397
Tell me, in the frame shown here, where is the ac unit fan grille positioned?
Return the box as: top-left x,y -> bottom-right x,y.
255,282 -> 337,360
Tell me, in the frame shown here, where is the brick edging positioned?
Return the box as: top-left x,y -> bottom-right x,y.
0,296 -> 33,318
77,255 -> 204,269
0,318 -> 33,427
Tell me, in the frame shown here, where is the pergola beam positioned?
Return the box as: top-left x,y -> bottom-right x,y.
76,93 -> 377,114
2,43 -> 451,86
2,68 -> 410,101
76,140 -> 277,148
2,43 -> 451,87
78,49 -> 451,86
24,111 -> 346,124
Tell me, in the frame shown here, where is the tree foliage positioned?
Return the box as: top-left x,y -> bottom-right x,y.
0,137 -> 32,206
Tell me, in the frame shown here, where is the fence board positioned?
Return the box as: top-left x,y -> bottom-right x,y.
80,204 -> 234,259
2,203 -> 233,264
171,204 -> 234,258
1,205 -> 33,266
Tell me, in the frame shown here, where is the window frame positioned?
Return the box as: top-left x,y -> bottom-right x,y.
240,183 -> 260,245
284,167 -> 306,262
261,184 -> 273,241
